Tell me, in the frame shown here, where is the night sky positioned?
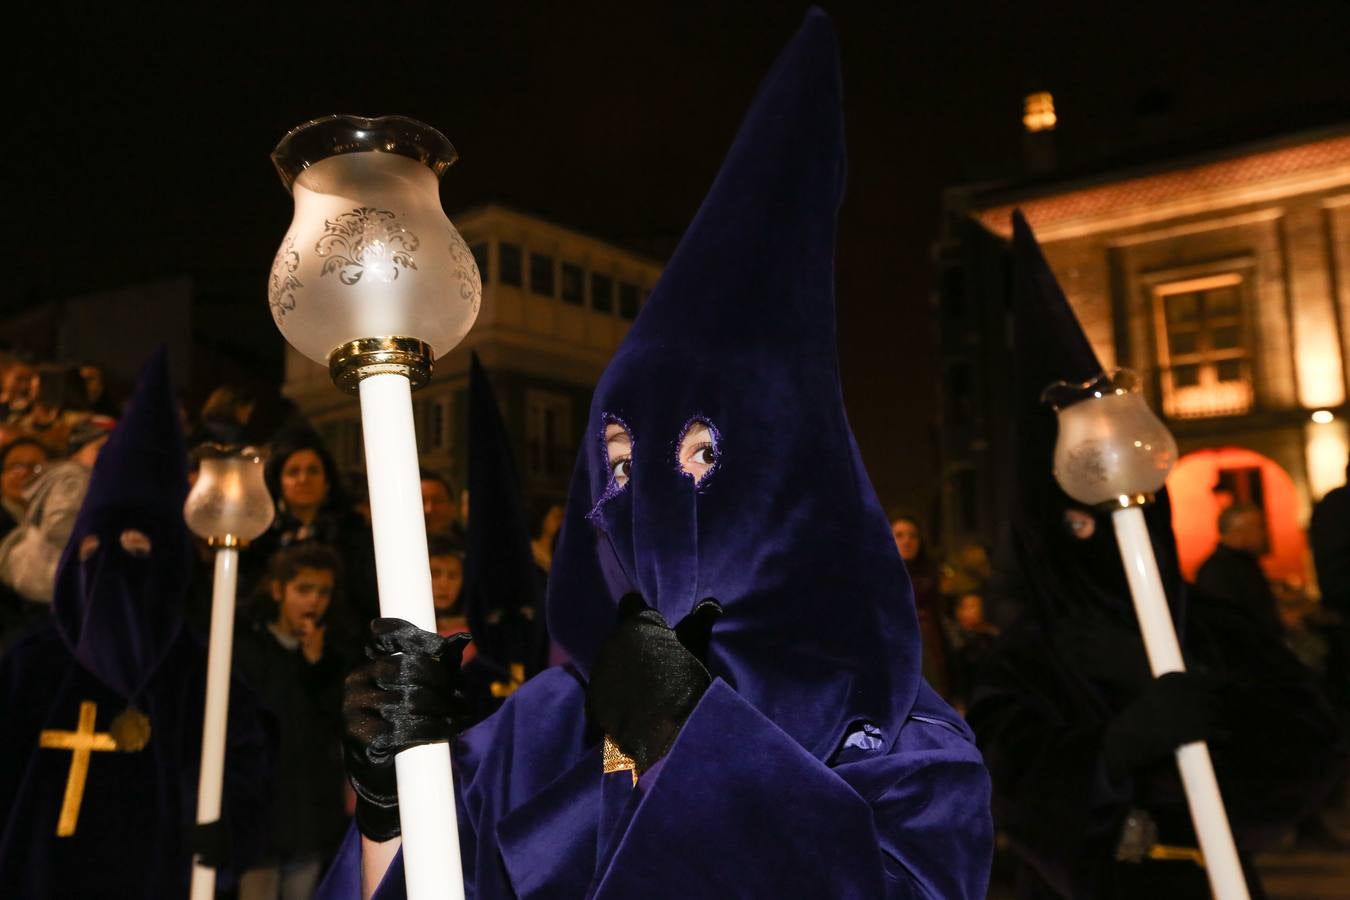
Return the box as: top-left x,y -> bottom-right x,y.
9,2 -> 1350,516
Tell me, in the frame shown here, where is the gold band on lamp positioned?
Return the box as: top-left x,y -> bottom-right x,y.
1099,492 -> 1156,512
206,535 -> 243,549
328,337 -> 434,394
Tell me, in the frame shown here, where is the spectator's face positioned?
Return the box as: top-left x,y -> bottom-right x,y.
1,443 -> 47,503
422,479 -> 456,536
280,449 -> 328,511
891,519 -> 921,562
1221,509 -> 1267,554
430,553 -> 463,612
955,594 -> 985,631
2,365 -> 36,408
273,566 -> 333,635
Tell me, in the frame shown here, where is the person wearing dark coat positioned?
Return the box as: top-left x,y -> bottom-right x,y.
1310,462 -> 1350,618
0,348 -> 276,897
319,12 -> 993,899
1195,502 -> 1282,639
966,212 -> 1347,899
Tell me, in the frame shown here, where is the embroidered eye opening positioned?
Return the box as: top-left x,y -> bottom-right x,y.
588,415 -> 635,523
676,417 -> 720,486
605,419 -> 633,489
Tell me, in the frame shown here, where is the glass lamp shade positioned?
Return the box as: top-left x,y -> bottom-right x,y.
184,447 -> 275,542
268,115 -> 482,365
1044,369 -> 1179,507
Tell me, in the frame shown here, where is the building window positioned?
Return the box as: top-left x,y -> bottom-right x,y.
530,253 -> 555,297
471,243 -> 489,283
499,243 -> 523,286
415,394 -> 450,452
561,263 -> 584,305
591,273 -> 614,314
525,390 -> 573,481
1153,273 -> 1252,418
619,282 -> 641,320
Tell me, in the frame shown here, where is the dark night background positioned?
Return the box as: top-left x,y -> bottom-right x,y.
8,1 -> 1350,515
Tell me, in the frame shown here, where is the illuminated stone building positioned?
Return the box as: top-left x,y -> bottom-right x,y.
282,203 -> 662,517
938,125 -> 1350,585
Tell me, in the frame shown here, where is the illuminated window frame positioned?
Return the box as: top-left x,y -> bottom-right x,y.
1151,271 -> 1253,419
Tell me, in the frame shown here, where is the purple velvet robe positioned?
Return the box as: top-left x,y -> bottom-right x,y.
321,669 -> 989,899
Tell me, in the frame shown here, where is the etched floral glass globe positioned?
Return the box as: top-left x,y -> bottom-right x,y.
1043,369 -> 1179,507
268,115 -> 482,365
184,448 -> 276,542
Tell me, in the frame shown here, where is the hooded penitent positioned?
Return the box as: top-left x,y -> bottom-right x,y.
967,214 -> 1346,899
318,12 -> 993,900
0,349 -> 274,898
545,9 -> 918,763
462,352 -> 548,693
51,346 -> 192,701
1006,209 -> 1184,629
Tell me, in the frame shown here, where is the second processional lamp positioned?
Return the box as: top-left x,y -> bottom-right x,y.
267,114 -> 481,900
1046,368 -> 1249,900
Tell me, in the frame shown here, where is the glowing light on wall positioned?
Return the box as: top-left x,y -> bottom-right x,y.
1312,409 -> 1335,424
1023,92 -> 1057,133
1295,346 -> 1346,409
1306,418 -> 1349,500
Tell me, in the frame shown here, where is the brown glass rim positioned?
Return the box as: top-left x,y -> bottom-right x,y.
271,114 -> 458,192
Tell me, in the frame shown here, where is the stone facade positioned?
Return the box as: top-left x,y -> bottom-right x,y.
938,126 -> 1350,567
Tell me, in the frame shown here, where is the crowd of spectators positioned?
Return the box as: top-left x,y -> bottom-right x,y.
0,351 -> 567,899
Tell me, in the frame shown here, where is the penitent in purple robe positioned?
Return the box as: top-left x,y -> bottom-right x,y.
319,9 -> 993,898
0,349 -> 275,897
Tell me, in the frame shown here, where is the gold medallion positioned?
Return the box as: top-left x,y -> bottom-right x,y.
109,706 -> 151,752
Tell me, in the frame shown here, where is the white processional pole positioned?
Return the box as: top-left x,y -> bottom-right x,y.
184,447 -> 276,900
1047,370 -> 1249,900
268,114 -> 482,900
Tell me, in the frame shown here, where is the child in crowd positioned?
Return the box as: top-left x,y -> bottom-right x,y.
234,543 -> 350,900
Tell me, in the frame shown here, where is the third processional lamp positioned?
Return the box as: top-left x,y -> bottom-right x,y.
269,114 -> 482,900
183,445 -> 274,900
1046,368 -> 1249,900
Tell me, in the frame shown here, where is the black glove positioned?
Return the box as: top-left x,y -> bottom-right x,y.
1102,671 -> 1227,781
586,595 -> 721,774
343,618 -> 473,841
186,819 -> 231,869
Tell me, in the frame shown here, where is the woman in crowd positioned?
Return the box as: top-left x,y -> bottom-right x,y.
891,513 -> 951,698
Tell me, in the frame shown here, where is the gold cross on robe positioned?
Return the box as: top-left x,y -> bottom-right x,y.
39,701 -> 119,837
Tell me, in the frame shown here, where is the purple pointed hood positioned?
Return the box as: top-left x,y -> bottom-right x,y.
545,9 -> 920,761
52,347 -> 191,699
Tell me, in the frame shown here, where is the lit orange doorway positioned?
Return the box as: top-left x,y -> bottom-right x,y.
1166,447 -> 1306,584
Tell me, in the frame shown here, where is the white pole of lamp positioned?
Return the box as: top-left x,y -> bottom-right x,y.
266,115 -> 481,900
